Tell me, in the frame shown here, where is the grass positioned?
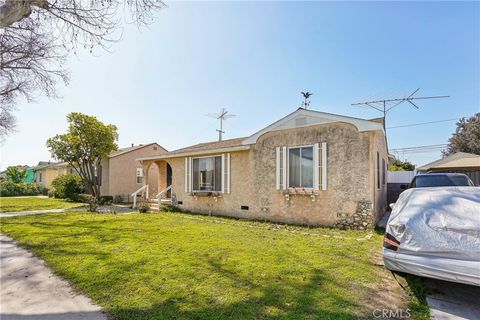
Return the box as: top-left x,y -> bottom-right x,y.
405,275 -> 431,320
0,211 -> 417,319
0,197 -> 83,212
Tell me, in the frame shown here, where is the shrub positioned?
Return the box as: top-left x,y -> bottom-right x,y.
71,193 -> 91,203
51,174 -> 84,200
0,181 -> 46,197
99,195 -> 113,205
159,204 -> 182,213
138,202 -> 150,213
113,195 -> 123,204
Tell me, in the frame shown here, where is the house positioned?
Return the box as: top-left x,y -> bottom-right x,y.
416,152 -> 480,185
137,108 -> 388,229
99,143 -> 168,201
0,165 -> 35,183
33,162 -> 75,189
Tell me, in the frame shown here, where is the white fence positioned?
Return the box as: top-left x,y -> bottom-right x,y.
387,171 -> 415,184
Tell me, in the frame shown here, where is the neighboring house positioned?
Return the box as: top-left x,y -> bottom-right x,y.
0,165 -> 34,182
137,108 -> 388,228
33,162 -> 75,189
99,143 -> 168,201
416,152 -> 480,186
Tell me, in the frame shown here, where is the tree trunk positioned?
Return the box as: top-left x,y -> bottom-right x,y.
0,0 -> 49,28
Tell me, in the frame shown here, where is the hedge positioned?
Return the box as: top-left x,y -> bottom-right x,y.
0,182 -> 48,197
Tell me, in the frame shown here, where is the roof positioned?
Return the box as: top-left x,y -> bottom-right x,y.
32,161 -> 70,170
138,108 -> 385,161
138,138 -> 250,160
242,108 -> 384,144
109,143 -> 164,158
417,152 -> 480,171
32,161 -> 58,170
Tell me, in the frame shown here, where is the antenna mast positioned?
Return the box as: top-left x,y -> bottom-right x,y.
207,108 -> 236,141
351,88 -> 449,130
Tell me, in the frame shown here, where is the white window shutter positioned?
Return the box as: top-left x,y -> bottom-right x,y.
321,142 -> 327,190
189,157 -> 193,192
275,147 -> 281,190
226,153 -> 231,194
184,157 -> 188,192
282,146 -> 287,190
314,143 -> 320,190
221,154 -> 225,193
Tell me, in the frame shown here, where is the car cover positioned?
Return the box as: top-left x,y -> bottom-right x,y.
384,186 -> 480,285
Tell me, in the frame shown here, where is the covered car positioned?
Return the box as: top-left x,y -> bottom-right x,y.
383,186 -> 480,286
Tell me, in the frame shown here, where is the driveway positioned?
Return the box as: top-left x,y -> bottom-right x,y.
0,234 -> 106,320
426,278 -> 480,320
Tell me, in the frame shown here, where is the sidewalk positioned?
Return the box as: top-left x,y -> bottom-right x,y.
426,278 -> 480,320
0,209 -> 66,217
0,234 -> 106,320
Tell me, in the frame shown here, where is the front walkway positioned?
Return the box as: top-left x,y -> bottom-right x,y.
0,234 -> 106,320
426,278 -> 480,320
0,209 -> 66,217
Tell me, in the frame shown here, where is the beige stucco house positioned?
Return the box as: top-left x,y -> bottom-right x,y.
137,108 -> 388,229
99,143 -> 168,201
33,161 -> 75,189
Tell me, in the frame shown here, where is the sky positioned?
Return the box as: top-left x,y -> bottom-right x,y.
1,1 -> 479,170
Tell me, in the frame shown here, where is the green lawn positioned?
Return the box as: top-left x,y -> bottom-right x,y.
0,212 -> 419,319
0,197 -> 83,212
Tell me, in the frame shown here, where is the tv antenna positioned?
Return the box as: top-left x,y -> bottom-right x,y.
351,88 -> 449,130
301,91 -> 313,109
207,108 -> 236,141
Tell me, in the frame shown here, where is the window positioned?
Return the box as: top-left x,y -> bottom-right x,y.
38,172 -> 42,182
376,152 -> 380,189
192,156 -> 222,191
288,146 -> 314,188
382,158 -> 386,185
136,168 -> 143,184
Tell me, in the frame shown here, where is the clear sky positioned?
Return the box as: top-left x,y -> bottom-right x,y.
1,1 -> 479,170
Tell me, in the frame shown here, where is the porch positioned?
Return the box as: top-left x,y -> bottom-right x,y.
131,159 -> 173,210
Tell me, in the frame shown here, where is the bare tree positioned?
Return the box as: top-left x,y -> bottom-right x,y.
0,0 -> 165,139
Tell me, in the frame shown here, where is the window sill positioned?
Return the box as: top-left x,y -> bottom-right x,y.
285,188 -> 319,195
190,191 -> 223,197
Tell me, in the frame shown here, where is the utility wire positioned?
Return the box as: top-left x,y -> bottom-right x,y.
387,118 -> 461,129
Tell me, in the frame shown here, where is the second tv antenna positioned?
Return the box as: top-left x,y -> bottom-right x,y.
207,108 -> 236,141
351,88 -> 449,130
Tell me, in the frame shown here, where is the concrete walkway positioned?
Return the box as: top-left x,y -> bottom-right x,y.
0,234 -> 106,320
0,209 -> 66,217
426,278 -> 480,320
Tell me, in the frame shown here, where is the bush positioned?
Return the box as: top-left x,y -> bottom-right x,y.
51,174 -> 84,200
113,195 -> 123,204
71,193 -> 91,203
138,202 -> 150,213
0,181 -> 47,197
99,195 -> 113,205
159,204 -> 183,213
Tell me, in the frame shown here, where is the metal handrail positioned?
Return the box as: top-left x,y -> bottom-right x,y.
131,184 -> 149,208
156,185 -> 172,201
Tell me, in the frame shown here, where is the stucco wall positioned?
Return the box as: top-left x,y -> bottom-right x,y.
369,130 -> 388,221
106,144 -> 167,200
169,122 -> 384,227
35,166 -> 72,189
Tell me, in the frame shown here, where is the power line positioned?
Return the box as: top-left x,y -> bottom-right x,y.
387,118 -> 461,129
390,144 -> 447,154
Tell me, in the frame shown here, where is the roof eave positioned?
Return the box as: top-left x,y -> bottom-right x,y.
137,145 -> 251,161
242,108 -> 384,145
